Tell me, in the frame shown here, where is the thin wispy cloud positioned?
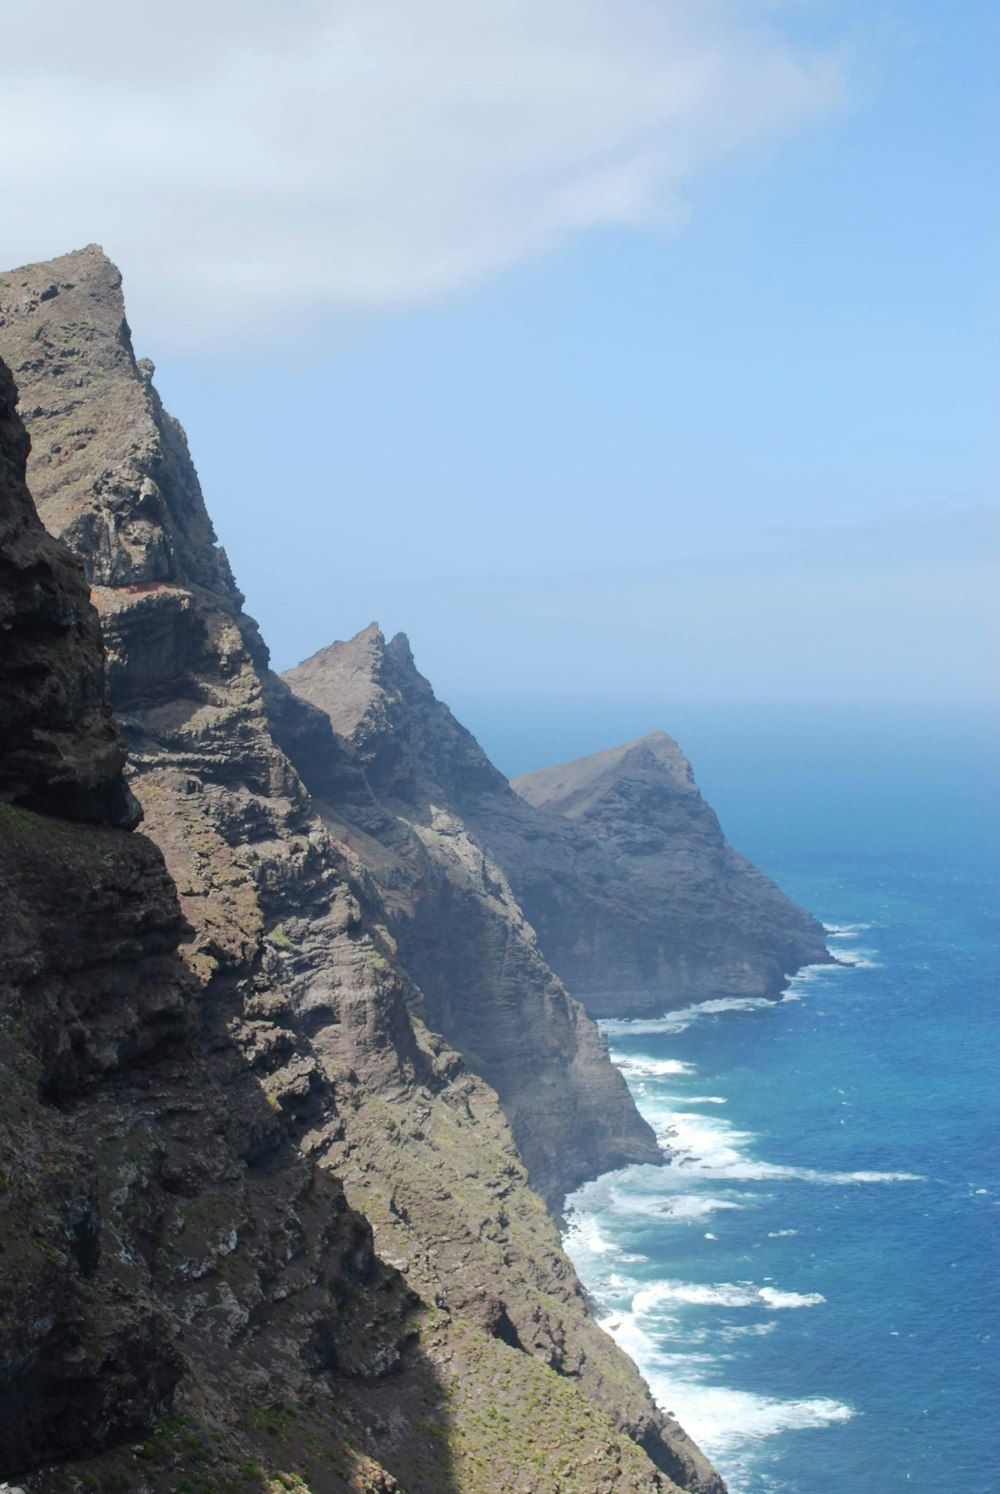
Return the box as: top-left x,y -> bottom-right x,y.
0,0 -> 844,345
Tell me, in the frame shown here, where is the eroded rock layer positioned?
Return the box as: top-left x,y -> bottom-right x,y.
0,248 -> 723,1493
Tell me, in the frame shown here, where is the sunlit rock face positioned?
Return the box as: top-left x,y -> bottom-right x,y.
0,249 -> 725,1494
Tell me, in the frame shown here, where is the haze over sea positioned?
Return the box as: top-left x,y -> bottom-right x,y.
475,704 -> 999,1494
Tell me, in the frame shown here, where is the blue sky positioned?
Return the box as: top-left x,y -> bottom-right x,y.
2,1 -> 996,726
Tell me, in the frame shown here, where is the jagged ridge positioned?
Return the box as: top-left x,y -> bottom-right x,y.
282,626 -> 829,1026
282,623 -> 663,1208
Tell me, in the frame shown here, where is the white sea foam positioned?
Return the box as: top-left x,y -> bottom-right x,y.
561,1213 -> 620,1257
609,1052 -> 696,1077
824,922 -> 872,937
838,950 -> 883,969
758,1286 -> 826,1309
657,1195 -> 743,1221
632,1280 -> 825,1313
720,1321 -> 780,1339
644,1377 -> 855,1458
698,1159 -> 924,1184
654,1107 -> 925,1184
595,1308 -> 854,1458
566,944 -> 901,1481
602,996 -> 786,1037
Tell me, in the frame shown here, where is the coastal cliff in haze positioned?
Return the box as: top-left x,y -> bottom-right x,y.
510,733 -> 830,1016
285,630 -> 829,1025
282,624 -> 662,1205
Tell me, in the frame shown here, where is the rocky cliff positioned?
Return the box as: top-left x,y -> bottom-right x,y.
283,631 -> 829,1025
282,624 -> 662,1205
0,349 -> 419,1492
0,248 -> 723,1493
510,734 -> 831,1016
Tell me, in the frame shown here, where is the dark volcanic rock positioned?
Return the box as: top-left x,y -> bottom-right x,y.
1,250 -> 724,1494
0,358 -> 137,826
0,349 -> 188,1469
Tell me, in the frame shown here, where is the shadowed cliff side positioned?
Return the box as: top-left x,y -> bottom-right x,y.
0,359 -> 138,828
0,248 -> 725,1494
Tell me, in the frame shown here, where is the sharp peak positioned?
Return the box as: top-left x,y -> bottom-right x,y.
4,242 -> 118,279
353,620 -> 384,646
623,730 -> 680,749
385,630 -> 414,662
290,623 -> 420,680
347,624 -> 415,668
565,731 -> 684,765
511,730 -> 693,795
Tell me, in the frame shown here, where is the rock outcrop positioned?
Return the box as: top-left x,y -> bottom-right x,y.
509,734 -> 831,1016
283,624 -> 662,1206
283,630 -> 829,1026
0,248 -> 724,1493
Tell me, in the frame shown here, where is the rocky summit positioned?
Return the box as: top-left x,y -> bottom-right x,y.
0,247 -> 726,1493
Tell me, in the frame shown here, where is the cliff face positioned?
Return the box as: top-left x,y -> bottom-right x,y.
282,625 -> 662,1206
283,630 -> 829,1025
0,248 -> 723,1494
0,358 -> 138,828
509,734 -> 831,1016
0,350 -> 417,1491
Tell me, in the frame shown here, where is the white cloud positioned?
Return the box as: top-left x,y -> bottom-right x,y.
0,0 -> 843,344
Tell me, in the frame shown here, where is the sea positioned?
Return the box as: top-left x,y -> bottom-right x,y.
473,704 -> 1000,1494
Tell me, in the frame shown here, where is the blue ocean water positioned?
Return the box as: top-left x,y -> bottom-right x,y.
534,709 -> 999,1494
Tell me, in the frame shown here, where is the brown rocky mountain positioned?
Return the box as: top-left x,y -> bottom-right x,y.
284,632 -> 830,1026
282,623 -> 661,1206
0,348 -> 419,1490
0,247 -> 723,1493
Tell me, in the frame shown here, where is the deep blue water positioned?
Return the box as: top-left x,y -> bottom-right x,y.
477,707 -> 999,1494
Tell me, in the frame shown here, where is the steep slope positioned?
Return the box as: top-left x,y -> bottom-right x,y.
0,247 -> 723,1494
510,734 -> 832,1016
0,356 -> 138,830
282,624 -> 661,1205
0,351 -> 419,1492
283,630 -> 829,1025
